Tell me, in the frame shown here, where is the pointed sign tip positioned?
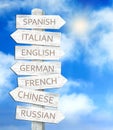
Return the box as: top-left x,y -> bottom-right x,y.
61,50 -> 65,57
10,32 -> 15,41
11,64 -> 17,75
64,77 -> 68,84
9,89 -> 16,101
56,112 -> 65,123
58,16 -> 66,28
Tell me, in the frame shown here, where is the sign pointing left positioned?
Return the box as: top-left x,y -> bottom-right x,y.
11,29 -> 61,46
11,61 -> 61,75
10,87 -> 59,108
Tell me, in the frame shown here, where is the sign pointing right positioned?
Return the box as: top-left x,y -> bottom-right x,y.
18,74 -> 67,89
16,15 -> 66,29
16,105 -> 64,124
15,45 -> 64,60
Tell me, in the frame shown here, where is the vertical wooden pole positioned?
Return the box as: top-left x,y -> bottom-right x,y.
31,8 -> 45,130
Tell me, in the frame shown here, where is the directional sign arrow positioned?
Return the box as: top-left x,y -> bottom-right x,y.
16,105 -> 64,123
11,29 -> 61,46
16,15 -> 66,29
18,74 -> 67,89
10,87 -> 59,107
15,46 -> 64,60
11,61 -> 61,75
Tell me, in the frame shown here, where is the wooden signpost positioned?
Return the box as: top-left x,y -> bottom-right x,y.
10,87 -> 59,107
11,29 -> 61,46
18,74 -> 67,89
15,45 -> 64,60
16,106 -> 64,123
10,8 -> 66,130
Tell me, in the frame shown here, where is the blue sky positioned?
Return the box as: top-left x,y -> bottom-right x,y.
1,0 -> 113,130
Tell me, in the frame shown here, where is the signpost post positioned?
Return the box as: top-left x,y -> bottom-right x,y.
31,9 -> 45,130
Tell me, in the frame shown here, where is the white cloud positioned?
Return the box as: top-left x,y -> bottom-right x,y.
92,110 -> 113,123
91,8 -> 113,29
49,78 -> 96,121
48,78 -> 95,121
60,93 -> 96,121
47,120 -> 113,130
61,33 -> 80,61
106,93 -> 113,107
0,3 -> 9,9
0,125 -> 30,130
53,79 -> 93,95
59,7 -> 113,70
39,0 -> 70,13
47,107 -> 113,130
53,80 -> 80,95
82,8 -> 113,69
0,1 -> 17,14
0,51 -> 14,100
82,126 -> 113,130
0,0 -> 69,14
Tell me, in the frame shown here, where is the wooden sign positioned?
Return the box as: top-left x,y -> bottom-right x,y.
11,29 -> 61,46
10,87 -> 59,107
16,15 -> 66,29
15,46 -> 64,60
18,74 -> 67,89
16,105 -> 64,123
11,61 -> 61,75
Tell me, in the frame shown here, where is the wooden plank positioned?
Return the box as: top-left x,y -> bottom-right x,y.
10,87 -> 59,107
11,29 -> 61,46
11,61 -> 61,75
18,74 -> 67,89
16,15 -> 66,29
15,46 -> 64,60
16,105 -> 64,123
